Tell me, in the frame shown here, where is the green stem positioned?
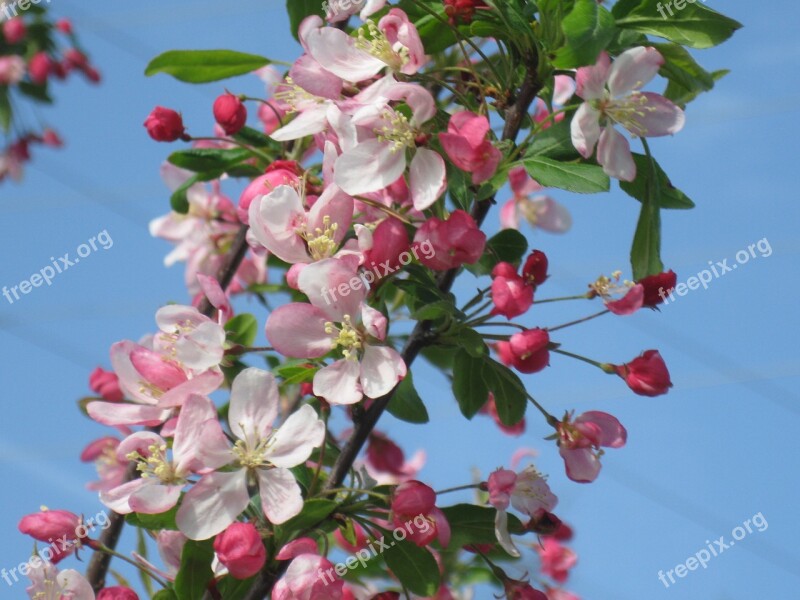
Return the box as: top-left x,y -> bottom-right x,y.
547,309 -> 609,332
93,544 -> 169,589
435,483 -> 482,495
534,293 -> 590,304
551,348 -> 607,370
187,136 -> 274,163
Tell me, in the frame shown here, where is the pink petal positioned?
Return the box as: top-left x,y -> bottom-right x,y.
607,46 -> 664,97
499,199 -> 520,230
290,53 -> 343,99
265,303 -> 333,359
265,404 -> 325,469
257,468 -> 304,524
306,184 -> 354,247
298,257 -> 366,321
597,126 -> 636,181
100,479 -> 151,514
313,359 -> 362,405
130,483 -> 183,514
570,103 -> 602,159
361,303 -> 387,340
276,537 -> 319,560
409,148 -> 446,211
158,370 -> 224,409
575,411 -> 627,448
606,283 -> 644,315
87,401 -> 172,427
174,394 -> 230,473
532,196 -> 572,234
304,24 -> 385,82
228,368 -> 280,442
360,345 -> 406,399
575,51 -> 611,100
335,139 -> 407,197
270,104 -> 330,142
560,447 -> 600,483
637,92 -> 686,136
177,470 -> 250,540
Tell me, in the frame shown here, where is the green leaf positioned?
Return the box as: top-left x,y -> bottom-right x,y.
168,148 -> 252,173
216,576 -> 257,600
233,125 -> 275,147
277,499 -> 337,534
651,42 -> 715,106
524,119 -> 580,161
125,507 -> 179,531
620,153 -> 694,210
169,176 -> 195,214
174,540 -> 214,600
0,88 -> 11,135
457,328 -> 488,358
145,50 -> 271,83
225,313 -> 259,347
273,363 -> 318,386
136,527 -> 154,597
441,504 -> 525,547
553,0 -> 617,68
413,11 -> 458,53
17,81 -> 53,104
522,157 -> 610,193
630,148 -> 664,280
613,0 -> 742,49
387,371 -> 429,424
383,540 -> 440,597
453,350 -> 489,419
466,228 -> 529,276
452,351 -> 527,425
411,299 -> 457,320
152,590 -> 178,600
287,0 -> 326,40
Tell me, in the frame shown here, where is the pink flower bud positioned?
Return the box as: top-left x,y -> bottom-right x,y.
42,129 -> 63,148
522,250 -> 548,288
413,210 -> 486,271
55,18 -> 74,35
487,469 -> 517,510
237,167 -> 300,223
97,587 -> 139,600
2,17 -> 26,44
637,269 -> 677,307
63,48 -> 88,69
614,350 -> 672,397
213,93 -> 247,135
363,218 -> 411,276
496,329 -> 550,374
504,581 -> 548,600
89,367 -> 124,402
392,480 -> 436,517
18,509 -> 84,562
28,52 -> 52,85
366,433 -> 405,476
213,522 -> 267,579
144,107 -> 186,143
490,268 -> 533,319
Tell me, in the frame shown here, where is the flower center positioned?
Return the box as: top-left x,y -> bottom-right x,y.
325,314 -> 362,360
300,215 -> 340,260
274,76 -> 321,112
598,91 -> 656,137
126,443 -> 183,484
32,576 -> 64,600
375,109 -> 416,153
232,435 -> 273,469
355,21 -> 409,71
590,271 -> 633,299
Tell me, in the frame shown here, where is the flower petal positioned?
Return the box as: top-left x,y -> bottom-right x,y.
265,303 -> 333,359
257,468 -> 304,524
607,46 -> 664,97
265,404 -> 325,468
570,103 -> 602,159
177,470 -> 250,540
228,368 -> 280,443
409,148 -> 446,211
313,359 -> 362,405
335,139 -> 407,197
597,126 -> 636,181
360,345 -> 406,399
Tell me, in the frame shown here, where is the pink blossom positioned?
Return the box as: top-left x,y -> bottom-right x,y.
391,481 -> 450,547
536,538 -> 577,584
176,368 -> 325,539
26,561 -> 94,600
237,164 -> 301,223
439,111 -> 501,184
546,588 -> 581,600
571,47 -> 685,181
500,166 -> 571,233
326,0 -> 387,23
0,55 -> 25,85
495,328 -> 550,374
89,367 -> 124,401
213,522 -> 267,579
18,509 -> 82,563
358,218 -> 411,278
613,349 -> 672,396
213,93 -> 247,135
588,271 -> 644,315
3,17 -> 26,44
273,553 -> 343,600
490,262 -> 534,319
80,436 -> 128,492
413,210 -> 486,270
153,304 -> 227,370
557,411 -> 627,483
97,587 -> 139,600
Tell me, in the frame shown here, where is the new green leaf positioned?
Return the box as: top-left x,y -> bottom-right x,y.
145,50 -> 271,83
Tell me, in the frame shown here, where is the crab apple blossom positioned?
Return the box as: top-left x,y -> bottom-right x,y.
571,47 -> 685,181
28,52 -> 52,85
413,210 -> 486,270
496,328 -> 551,374
613,349 -> 673,396
26,561 -> 94,600
153,303 -> 227,370
391,481 -> 451,547
326,0 -> 387,23
557,411 -> 627,483
89,367 -> 124,401
213,522 -> 267,579
531,75 -> 576,130
100,394 -> 226,515
144,107 -> 187,142
638,269 -> 677,307
545,588 -> 580,600
490,262 -> 534,319
175,368 -> 325,539
500,168 -> 572,234
80,436 -> 128,492
536,537 -> 577,584
97,587 -> 139,600
444,0 -> 488,24
237,162 -> 301,223
248,183 -> 353,263
3,17 -> 26,43
589,271 -> 644,315
0,55 -> 25,85
439,111 -> 502,184
358,217 -> 411,278
488,466 -> 557,557
213,93 -> 247,134
523,250 -> 549,288
273,537 -> 344,599
18,509 -> 83,563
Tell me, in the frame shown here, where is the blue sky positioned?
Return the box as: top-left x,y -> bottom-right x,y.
1,1 -> 798,598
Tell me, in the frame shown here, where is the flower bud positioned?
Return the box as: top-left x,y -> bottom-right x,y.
504,581 -> 548,600
18,509 -> 80,543
614,350 -> 672,397
89,367 -> 124,402
213,93 -> 247,135
638,269 -> 677,307
144,107 -> 186,142
413,210 -> 486,271
2,17 -> 26,44
55,18 -> 74,35
213,522 -> 267,579
391,480 -> 436,517
28,52 -> 52,85
522,250 -> 548,288
98,587 -> 139,600
496,329 -> 550,374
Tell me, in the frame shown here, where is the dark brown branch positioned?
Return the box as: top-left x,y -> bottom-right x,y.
86,224 -> 251,593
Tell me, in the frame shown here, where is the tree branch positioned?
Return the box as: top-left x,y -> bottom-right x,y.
86,224 -> 251,593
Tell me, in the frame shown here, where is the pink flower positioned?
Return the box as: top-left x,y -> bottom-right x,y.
589,271 -> 644,315
273,552 -> 343,600
153,303 -> 227,370
2,17 -> 26,44
237,163 -> 301,223
391,481 -> 450,547
26,561 -> 94,600
326,0 -> 387,22
413,210 -> 486,270
571,47 -> 685,181
144,107 -> 186,142
523,250 -> 549,288
214,522 -> 267,579
89,367 -> 124,401
546,588 -> 581,600
557,411 -> 627,483
488,467 -> 557,557
500,166 -> 571,233
358,218 -> 411,278
28,52 -> 52,85
490,262 -> 534,319
213,93 -> 247,135
98,587 -> 139,600
0,55 -> 25,85
100,394 -> 226,515
536,538 -> 577,584
496,329 -> 550,374
638,270 -> 677,307
248,184 -> 353,263
613,349 -> 672,396
176,369 -> 325,539
266,258 -> 407,405
80,436 -> 128,492
18,510 -> 82,563
439,111 -> 501,184
531,75 -> 575,130
55,18 -> 74,35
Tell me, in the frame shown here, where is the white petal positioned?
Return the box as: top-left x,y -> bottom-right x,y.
257,468 -> 305,524
228,368 -> 280,443
334,139 -> 406,197
409,148 -> 446,211
266,405 -> 325,469
360,345 -> 406,399
176,470 -> 250,540
313,359 -> 363,405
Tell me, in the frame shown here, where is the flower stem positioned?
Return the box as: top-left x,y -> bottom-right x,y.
547,309 -> 609,332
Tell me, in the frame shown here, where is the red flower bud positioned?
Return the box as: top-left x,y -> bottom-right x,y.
213,522 -> 267,579
2,17 -> 26,44
638,269 -> 677,307
522,250 -> 548,288
98,587 -> 139,600
55,19 -> 74,36
504,581 -> 548,600
496,328 -> 550,374
392,481 -> 436,517
144,107 -> 186,142
614,350 -> 672,397
213,93 -> 247,135
63,48 -> 88,69
28,52 -> 52,85
443,0 -> 488,24
366,432 -> 406,476
89,367 -> 124,401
